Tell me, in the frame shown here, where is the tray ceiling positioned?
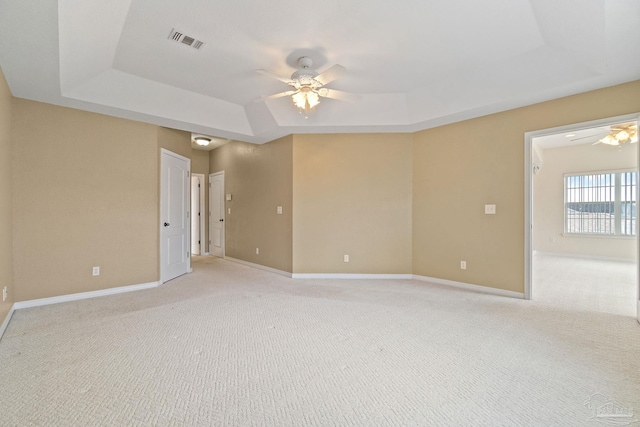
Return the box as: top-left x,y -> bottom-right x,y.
0,0 -> 638,143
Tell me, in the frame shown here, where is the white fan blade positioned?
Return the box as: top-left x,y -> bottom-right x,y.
256,69 -> 291,84
255,90 -> 297,103
318,88 -> 361,103
572,132 -> 608,141
315,64 -> 347,85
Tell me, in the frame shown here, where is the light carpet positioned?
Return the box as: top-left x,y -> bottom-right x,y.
1,257 -> 639,426
533,252 -> 637,317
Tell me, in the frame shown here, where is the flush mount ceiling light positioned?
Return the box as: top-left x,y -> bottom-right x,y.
194,137 -> 211,146
256,56 -> 360,118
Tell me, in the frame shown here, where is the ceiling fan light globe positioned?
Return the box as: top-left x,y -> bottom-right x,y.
600,135 -> 619,145
307,91 -> 320,108
292,92 -> 306,109
615,130 -> 630,141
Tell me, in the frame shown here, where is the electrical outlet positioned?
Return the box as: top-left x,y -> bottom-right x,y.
2,286 -> 6,302
277,206 -> 283,215
256,248 -> 259,255
344,254 -> 349,262
92,266 -> 100,276
460,261 -> 467,270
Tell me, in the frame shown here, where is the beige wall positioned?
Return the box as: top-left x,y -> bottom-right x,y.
413,80 -> 640,293
0,67 -> 12,322
3,74 -> 638,310
209,137 -> 293,272
292,133 -> 413,274
157,127 -> 192,159
533,142 -> 637,260
191,149 -> 209,174
191,149 -> 210,254
12,99 -> 159,301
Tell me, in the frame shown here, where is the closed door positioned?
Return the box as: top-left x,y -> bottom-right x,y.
161,149 -> 190,283
209,172 -> 225,257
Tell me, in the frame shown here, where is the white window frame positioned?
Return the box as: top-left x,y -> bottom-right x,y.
564,168 -> 637,237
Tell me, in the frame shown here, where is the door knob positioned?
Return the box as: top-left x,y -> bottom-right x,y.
164,222 -> 170,227
219,219 -> 224,222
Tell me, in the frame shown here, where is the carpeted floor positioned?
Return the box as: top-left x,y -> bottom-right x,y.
1,257 -> 639,426
533,252 -> 637,316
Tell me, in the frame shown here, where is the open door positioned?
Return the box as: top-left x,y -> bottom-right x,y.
209,172 -> 225,258
191,174 -> 205,255
160,149 -> 191,283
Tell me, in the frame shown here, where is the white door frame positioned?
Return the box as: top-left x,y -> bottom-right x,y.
160,148 -> 191,283
191,173 -> 206,255
209,171 -> 225,257
524,112 -> 640,322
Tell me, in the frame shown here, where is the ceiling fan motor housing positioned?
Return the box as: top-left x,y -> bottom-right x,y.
290,56 -> 321,88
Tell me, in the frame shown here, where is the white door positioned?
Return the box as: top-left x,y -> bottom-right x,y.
209,172 -> 225,257
190,175 -> 201,255
161,149 -> 190,283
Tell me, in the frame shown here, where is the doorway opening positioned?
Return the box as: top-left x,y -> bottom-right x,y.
525,114 -> 639,319
191,173 -> 206,255
209,171 -> 225,258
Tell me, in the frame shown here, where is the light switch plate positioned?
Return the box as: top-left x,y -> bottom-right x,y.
226,194 -> 232,201
484,204 -> 496,214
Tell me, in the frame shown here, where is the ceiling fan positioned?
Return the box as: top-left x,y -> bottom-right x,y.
256,56 -> 360,118
591,123 -> 638,146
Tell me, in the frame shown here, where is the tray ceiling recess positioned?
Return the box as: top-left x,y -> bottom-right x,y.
0,0 -> 638,144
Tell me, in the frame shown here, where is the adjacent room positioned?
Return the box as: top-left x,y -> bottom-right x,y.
532,121 -> 638,316
1,1 -> 639,425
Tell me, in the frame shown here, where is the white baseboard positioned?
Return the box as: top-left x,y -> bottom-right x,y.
637,300 -> 640,325
413,275 -> 525,299
0,304 -> 15,340
292,273 -> 413,280
224,257 -> 292,278
13,281 -> 160,310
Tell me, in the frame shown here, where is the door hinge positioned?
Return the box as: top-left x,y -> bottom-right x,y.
187,171 -> 190,177
198,184 -> 200,188
187,251 -> 190,257
187,211 -> 190,218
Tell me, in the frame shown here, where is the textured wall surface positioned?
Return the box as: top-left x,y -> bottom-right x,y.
209,136 -> 293,272
0,67 -> 12,321
12,99 -> 159,301
293,133 -> 413,274
413,80 -> 640,293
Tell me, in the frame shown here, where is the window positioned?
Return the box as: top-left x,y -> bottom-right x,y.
564,170 -> 636,236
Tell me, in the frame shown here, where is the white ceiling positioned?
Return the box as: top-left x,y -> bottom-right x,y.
0,0 -> 639,144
